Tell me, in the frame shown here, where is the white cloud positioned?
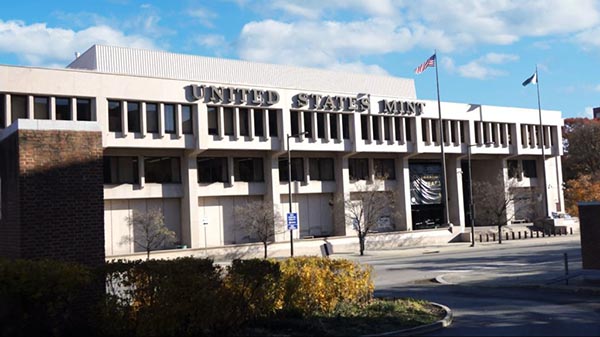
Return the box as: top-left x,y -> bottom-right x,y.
188,8 -> 218,28
0,20 -> 156,66
196,34 -> 226,48
448,53 -> 519,80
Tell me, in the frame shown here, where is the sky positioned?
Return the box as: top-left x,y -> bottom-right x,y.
1,0 -> 599,119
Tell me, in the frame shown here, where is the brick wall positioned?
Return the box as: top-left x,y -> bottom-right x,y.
0,127 -> 104,267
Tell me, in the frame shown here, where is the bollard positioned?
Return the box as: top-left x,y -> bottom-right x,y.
553,228 -> 557,236
558,228 -> 562,236
506,232 -> 509,241
564,252 -> 569,286
518,231 -> 522,239
542,230 -> 545,237
537,231 -> 540,238
480,234 -> 483,242
570,227 -> 573,235
512,232 -> 515,240
486,234 -> 489,242
492,233 -> 496,241
530,230 -> 533,238
525,231 -> 528,239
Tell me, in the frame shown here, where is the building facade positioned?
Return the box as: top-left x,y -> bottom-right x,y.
0,45 -> 565,257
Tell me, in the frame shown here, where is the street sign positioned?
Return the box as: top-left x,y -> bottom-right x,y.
286,212 -> 298,231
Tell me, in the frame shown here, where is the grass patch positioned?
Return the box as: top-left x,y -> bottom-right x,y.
236,298 -> 445,336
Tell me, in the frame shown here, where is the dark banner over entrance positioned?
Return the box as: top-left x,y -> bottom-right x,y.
409,163 -> 442,205
409,163 -> 444,229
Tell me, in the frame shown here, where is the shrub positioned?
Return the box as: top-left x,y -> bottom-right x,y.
224,259 -> 284,322
278,257 -> 373,317
0,258 -> 93,336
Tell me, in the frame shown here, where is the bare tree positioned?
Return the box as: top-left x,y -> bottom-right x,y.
122,208 -> 176,260
234,200 -> 283,259
340,181 -> 395,256
473,173 -> 538,244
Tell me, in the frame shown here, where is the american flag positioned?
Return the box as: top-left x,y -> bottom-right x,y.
415,54 -> 436,74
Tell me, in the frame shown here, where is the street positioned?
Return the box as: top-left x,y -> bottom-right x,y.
336,235 -> 600,336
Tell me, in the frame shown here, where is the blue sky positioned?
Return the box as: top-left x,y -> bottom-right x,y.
1,0 -> 599,119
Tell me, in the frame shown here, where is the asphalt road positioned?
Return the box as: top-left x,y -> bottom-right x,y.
335,236 -> 600,336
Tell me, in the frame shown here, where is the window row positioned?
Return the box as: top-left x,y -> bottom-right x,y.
507,159 -> 537,179
108,100 -> 193,135
349,158 -> 396,181
103,156 -> 181,184
290,110 -> 351,140
361,115 -> 413,143
520,124 -> 555,148
474,121 -> 514,146
207,106 -> 279,138
421,118 -> 467,145
0,93 -> 94,128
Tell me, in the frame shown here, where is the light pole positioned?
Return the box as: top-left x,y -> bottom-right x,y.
287,131 -> 308,257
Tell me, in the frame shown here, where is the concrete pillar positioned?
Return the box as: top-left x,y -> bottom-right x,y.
447,155 -> 465,228
395,155 -> 413,231
159,103 -> 165,138
181,153 -> 200,248
333,154 -> 352,236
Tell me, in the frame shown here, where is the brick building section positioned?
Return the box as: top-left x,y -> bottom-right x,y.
0,128 -> 104,267
578,202 -> 600,270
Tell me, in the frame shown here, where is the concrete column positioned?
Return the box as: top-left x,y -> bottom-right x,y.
368,158 -> 375,182
176,104 -> 183,138
181,153 -> 200,248
446,155 -> 465,229
298,110 -> 305,136
395,155 -> 413,231
398,117 -> 405,144
263,109 -> 270,139
267,153 -> 287,242
424,119 -> 431,144
217,106 -> 224,138
233,107 -> 240,139
367,115 -> 373,142
336,113 -> 343,141
311,111 -> 317,141
138,155 -> 145,188
4,93 -> 11,127
49,97 -> 56,120
70,97 -> 77,121
455,120 -> 461,145
444,120 -> 451,144
159,103 -> 165,138
333,154 -> 352,236
122,101 -> 128,136
27,95 -> 34,119
141,102 -> 147,137
248,108 -> 255,140
324,112 -> 331,141
377,116 -> 384,142
389,117 -> 396,143
227,156 -> 235,186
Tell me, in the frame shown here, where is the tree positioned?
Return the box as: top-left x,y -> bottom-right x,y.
473,173 -> 537,244
339,181 -> 396,256
562,118 -> 600,181
122,208 -> 176,260
562,118 -> 600,215
234,200 -> 283,259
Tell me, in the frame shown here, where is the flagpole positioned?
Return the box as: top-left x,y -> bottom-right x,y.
434,50 -> 451,227
535,65 -> 549,218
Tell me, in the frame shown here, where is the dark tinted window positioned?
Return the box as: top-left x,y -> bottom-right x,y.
309,158 -> 334,181
234,157 -> 264,182
349,158 -> 369,181
164,104 -> 176,134
522,160 -> 537,178
198,157 -> 229,183
145,157 -> 181,183
374,159 -> 395,180
279,157 -> 304,182
11,95 -> 27,122
77,99 -> 92,121
146,103 -> 159,133
108,100 -> 122,132
55,97 -> 70,120
182,105 -> 193,134
127,101 -> 141,133
103,156 -> 139,184
34,96 -> 49,120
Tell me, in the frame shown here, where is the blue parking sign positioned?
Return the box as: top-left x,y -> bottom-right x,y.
286,212 -> 298,231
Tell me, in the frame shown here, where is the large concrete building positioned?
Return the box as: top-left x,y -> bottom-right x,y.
0,45 -> 564,258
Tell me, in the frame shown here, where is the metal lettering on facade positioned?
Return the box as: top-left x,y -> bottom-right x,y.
189,84 -> 280,106
292,93 -> 369,112
379,100 -> 425,116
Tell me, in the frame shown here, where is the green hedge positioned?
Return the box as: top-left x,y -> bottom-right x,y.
0,256 -> 374,336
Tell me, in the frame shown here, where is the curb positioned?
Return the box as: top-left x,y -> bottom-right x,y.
363,302 -> 453,337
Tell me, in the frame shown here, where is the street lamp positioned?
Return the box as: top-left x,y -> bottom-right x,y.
467,142 -> 493,247
287,131 -> 308,257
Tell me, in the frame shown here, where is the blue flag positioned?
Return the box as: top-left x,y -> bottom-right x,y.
522,72 -> 537,86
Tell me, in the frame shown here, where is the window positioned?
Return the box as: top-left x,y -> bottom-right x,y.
421,119 -> 428,142
373,116 -> 380,141
269,109 -> 278,137
239,108 -> 249,136
146,103 -> 159,133
374,159 -> 395,180
11,95 -> 27,122
103,156 -> 139,184
145,157 -> 181,183
254,109 -> 264,137
164,104 -> 176,134
304,111 -> 313,138
330,114 -> 338,139
182,105 -> 193,134
208,106 -> 218,135
394,118 -> 402,141
349,158 -> 369,181
279,157 -> 304,182
290,110 -> 299,136
108,100 -> 122,132
34,96 -> 49,120
342,114 -> 350,139
234,157 -> 264,182
384,117 -> 391,141
361,115 -> 369,140
405,118 -> 412,142
508,160 -> 520,179
459,121 -> 465,143
77,99 -> 92,121
317,113 -> 325,138
224,107 -> 234,136
198,157 -> 228,183
475,122 -> 481,144
55,97 -> 70,120
522,160 -> 537,178
431,120 -> 438,143
309,158 -> 334,181
127,101 -> 141,133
